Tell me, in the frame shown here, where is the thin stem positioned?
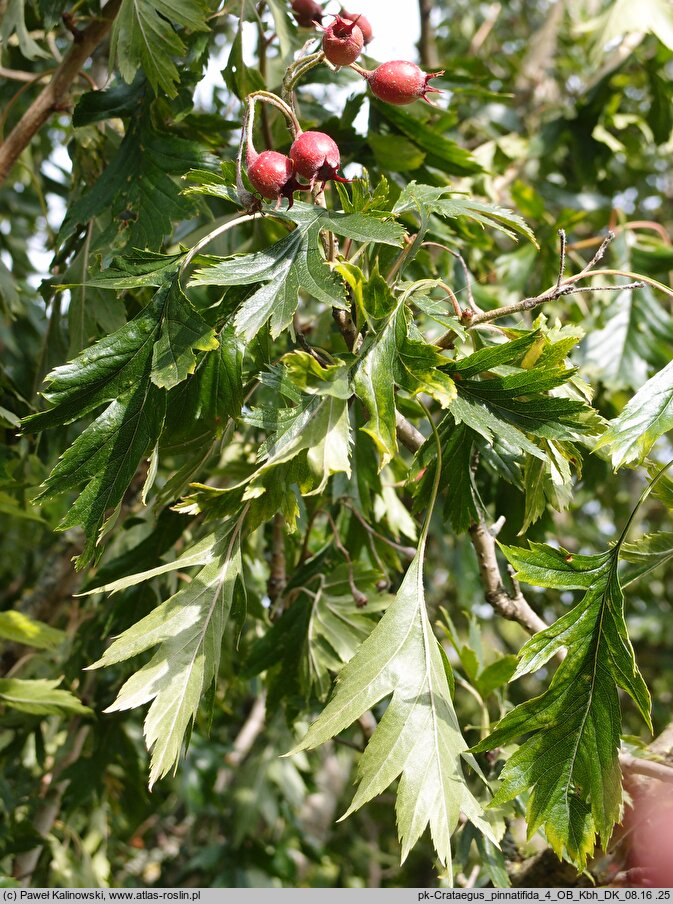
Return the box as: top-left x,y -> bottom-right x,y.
555,228 -> 567,290
178,214 -> 260,285
385,235 -> 416,285
616,457 -> 673,550
281,52 -> 325,109
0,66 -> 48,82
341,501 -> 417,558
247,89 -> 302,138
236,98 -> 254,201
466,278 -> 644,328
348,61 -> 370,78
578,229 -> 615,276
584,268 -> 673,301
421,241 -> 479,312
325,512 -> 368,607
417,399 -> 442,548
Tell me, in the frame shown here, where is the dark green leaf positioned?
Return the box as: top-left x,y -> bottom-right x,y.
192,204 -> 404,341
621,531 -> 673,586
110,0 -> 210,98
474,542 -> 651,868
222,28 -> 265,100
371,101 -> 482,177
72,75 -> 147,127
60,117 -> 212,251
394,182 -> 537,245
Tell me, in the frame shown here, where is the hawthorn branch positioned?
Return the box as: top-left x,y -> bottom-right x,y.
437,230 -> 645,345
0,0 -> 123,186
214,693 -> 267,793
395,411 -> 425,453
620,753 -> 673,784
468,520 -> 548,635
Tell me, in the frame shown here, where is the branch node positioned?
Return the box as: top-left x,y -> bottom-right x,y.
62,12 -> 84,43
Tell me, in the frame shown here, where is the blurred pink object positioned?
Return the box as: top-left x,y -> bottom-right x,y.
625,785 -> 673,887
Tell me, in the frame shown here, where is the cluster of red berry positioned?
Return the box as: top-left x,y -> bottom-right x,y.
245,1 -> 444,205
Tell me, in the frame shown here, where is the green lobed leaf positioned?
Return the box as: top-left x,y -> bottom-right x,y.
349,273 -> 457,468
595,359 -> 673,468
222,28 -> 265,100
25,266 -> 215,420
441,334 -> 597,460
520,439 -> 576,532
72,75 -> 147,128
89,524 -> 244,787
191,204 -> 405,342
352,303 -> 402,469
289,439 -> 494,867
23,263 -> 219,565
282,352 -> 350,400
246,565 -> 391,700
110,0 -> 210,98
62,250 -> 188,290
0,0 -> 50,60
394,182 -> 537,246
60,116 -> 212,251
621,531 -> 673,587
582,285 -> 673,391
370,103 -> 482,177
0,679 -> 92,716
150,280 -> 218,390
474,542 -> 652,868
38,380 -> 166,569
502,540 -> 609,589
0,611 -> 65,650
79,529 -> 219,597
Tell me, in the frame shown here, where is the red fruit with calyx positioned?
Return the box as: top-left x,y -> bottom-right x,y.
340,8 -> 373,44
365,60 -> 444,105
322,14 -> 364,66
291,0 -> 322,27
246,148 -> 296,203
289,131 -> 351,188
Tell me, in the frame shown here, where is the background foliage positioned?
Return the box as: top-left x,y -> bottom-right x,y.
2,0 -> 673,888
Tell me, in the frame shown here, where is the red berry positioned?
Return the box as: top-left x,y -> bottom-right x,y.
291,0 -> 322,27
246,149 -> 295,202
322,15 -> 364,66
366,60 -> 444,105
289,131 -> 351,188
340,9 -> 373,45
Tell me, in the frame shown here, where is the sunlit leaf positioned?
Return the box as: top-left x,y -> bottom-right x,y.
89,524 -> 244,787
